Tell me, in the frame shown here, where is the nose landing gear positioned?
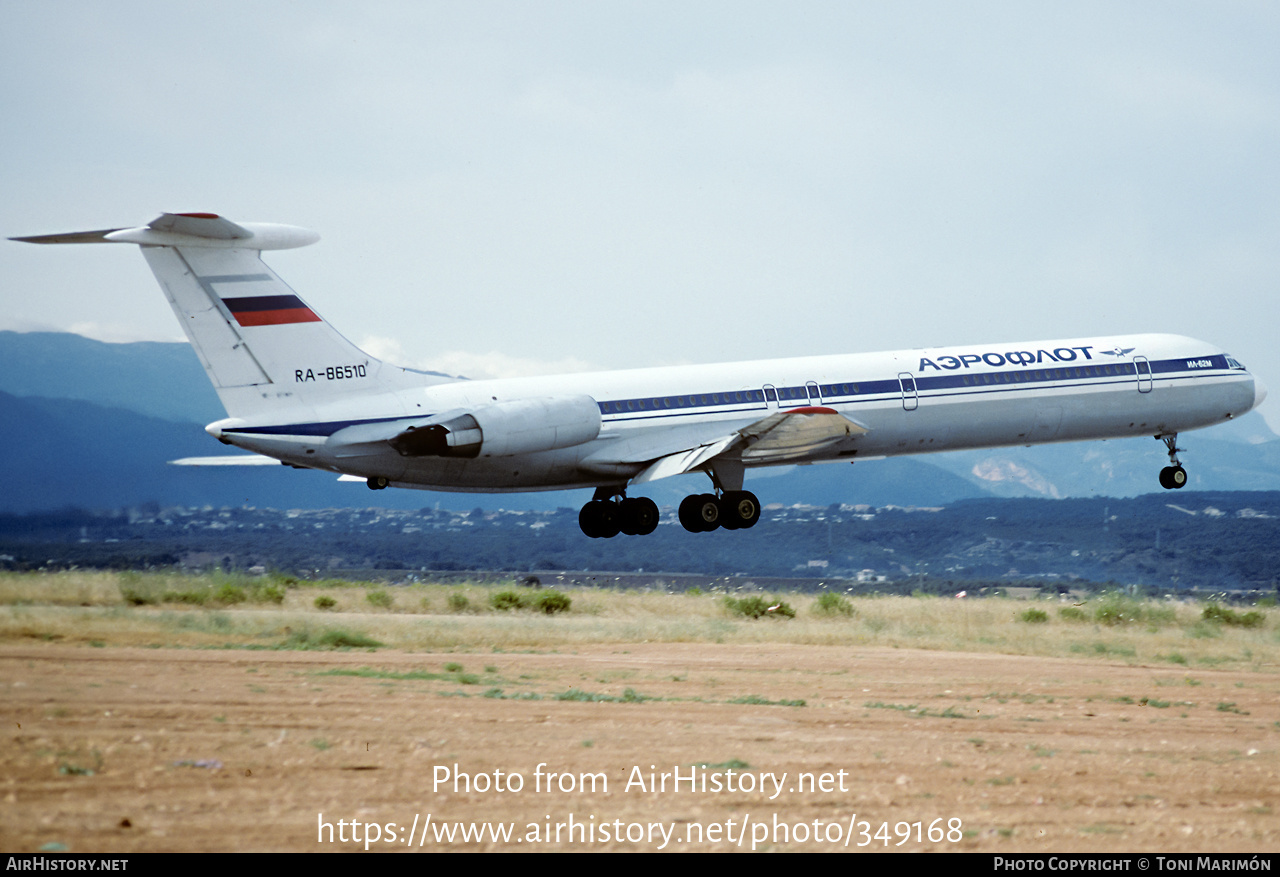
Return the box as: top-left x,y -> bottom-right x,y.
1157,434 -> 1187,490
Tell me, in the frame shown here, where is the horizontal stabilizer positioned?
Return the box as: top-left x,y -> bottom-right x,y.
11,212 -> 319,251
10,228 -> 124,244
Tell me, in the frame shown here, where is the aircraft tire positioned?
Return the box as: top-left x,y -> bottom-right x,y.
679,494 -> 721,532
694,494 -> 721,532
578,502 -> 599,537
579,501 -> 621,538
619,497 -> 660,536
1159,466 -> 1189,490
720,490 -> 761,529
678,495 -> 705,532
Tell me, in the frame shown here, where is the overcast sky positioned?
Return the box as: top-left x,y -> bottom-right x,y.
3,1 -> 1277,428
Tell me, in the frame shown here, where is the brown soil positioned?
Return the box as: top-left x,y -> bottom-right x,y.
1,643 -> 1276,852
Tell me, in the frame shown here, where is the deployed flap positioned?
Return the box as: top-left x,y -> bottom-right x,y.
631,434 -> 742,485
738,406 -> 868,463
630,406 -> 869,485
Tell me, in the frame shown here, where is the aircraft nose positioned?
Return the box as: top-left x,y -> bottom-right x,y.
1254,375 -> 1269,410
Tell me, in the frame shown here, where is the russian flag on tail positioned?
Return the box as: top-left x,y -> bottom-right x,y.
222,294 -> 321,327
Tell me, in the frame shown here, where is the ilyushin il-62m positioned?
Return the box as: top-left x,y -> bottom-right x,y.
13,213 -> 1267,539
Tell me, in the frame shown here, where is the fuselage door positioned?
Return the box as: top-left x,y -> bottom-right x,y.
1134,356 -> 1153,394
898,372 -> 919,411
763,384 -> 779,410
806,381 -> 822,405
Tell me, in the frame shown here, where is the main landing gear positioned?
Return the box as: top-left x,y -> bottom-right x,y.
677,491 -> 761,533
579,493 -> 660,539
1157,434 -> 1187,490
577,488 -> 762,538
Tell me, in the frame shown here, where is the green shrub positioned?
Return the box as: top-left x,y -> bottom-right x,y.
314,595 -> 337,610
215,584 -> 247,605
366,589 -> 393,609
1019,608 -> 1049,624
120,587 -> 155,606
313,629 -> 381,649
282,628 -> 381,649
532,591 -> 572,615
724,595 -> 795,619
486,589 -> 570,614
490,590 -> 526,611
447,592 -> 470,613
814,592 -> 855,617
1202,604 -> 1266,628
257,584 -> 286,604
1094,593 -> 1141,626
1058,606 -> 1088,622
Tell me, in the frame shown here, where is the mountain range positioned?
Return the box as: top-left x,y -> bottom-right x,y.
2,330 -> 1278,514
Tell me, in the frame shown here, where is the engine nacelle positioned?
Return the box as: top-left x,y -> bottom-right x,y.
389,395 -> 601,459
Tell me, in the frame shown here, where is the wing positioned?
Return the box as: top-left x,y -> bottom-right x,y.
169,454 -> 284,466
626,406 -> 869,485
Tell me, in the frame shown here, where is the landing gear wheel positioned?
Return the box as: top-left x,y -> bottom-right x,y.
1159,466 -> 1187,490
1157,434 -> 1187,490
619,497 -> 660,536
578,500 -> 621,538
719,490 -> 761,530
679,494 -> 721,532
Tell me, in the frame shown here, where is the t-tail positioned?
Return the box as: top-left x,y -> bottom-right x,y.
12,213 -> 442,420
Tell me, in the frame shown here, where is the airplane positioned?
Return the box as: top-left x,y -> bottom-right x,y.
12,212 -> 1268,539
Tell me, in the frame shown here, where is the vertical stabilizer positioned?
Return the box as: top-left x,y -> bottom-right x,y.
12,213 -> 440,420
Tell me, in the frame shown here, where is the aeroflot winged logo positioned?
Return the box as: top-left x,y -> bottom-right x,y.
916,344 -> 1117,372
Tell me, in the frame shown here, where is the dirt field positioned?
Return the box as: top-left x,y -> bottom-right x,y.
2,641 -> 1277,852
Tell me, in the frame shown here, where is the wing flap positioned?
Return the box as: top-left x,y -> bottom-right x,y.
622,407 -> 869,485
739,406 -> 868,463
631,434 -> 741,484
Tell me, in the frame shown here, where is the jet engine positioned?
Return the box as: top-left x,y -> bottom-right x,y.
389,395 -> 601,459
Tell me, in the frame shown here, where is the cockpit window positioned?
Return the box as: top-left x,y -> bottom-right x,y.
1226,355 -> 1245,370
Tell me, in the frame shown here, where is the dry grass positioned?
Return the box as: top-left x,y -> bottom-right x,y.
0,571 -> 1275,670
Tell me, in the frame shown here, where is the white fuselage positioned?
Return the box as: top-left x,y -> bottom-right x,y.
16,214 -> 1264,511
213,332 -> 1265,494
